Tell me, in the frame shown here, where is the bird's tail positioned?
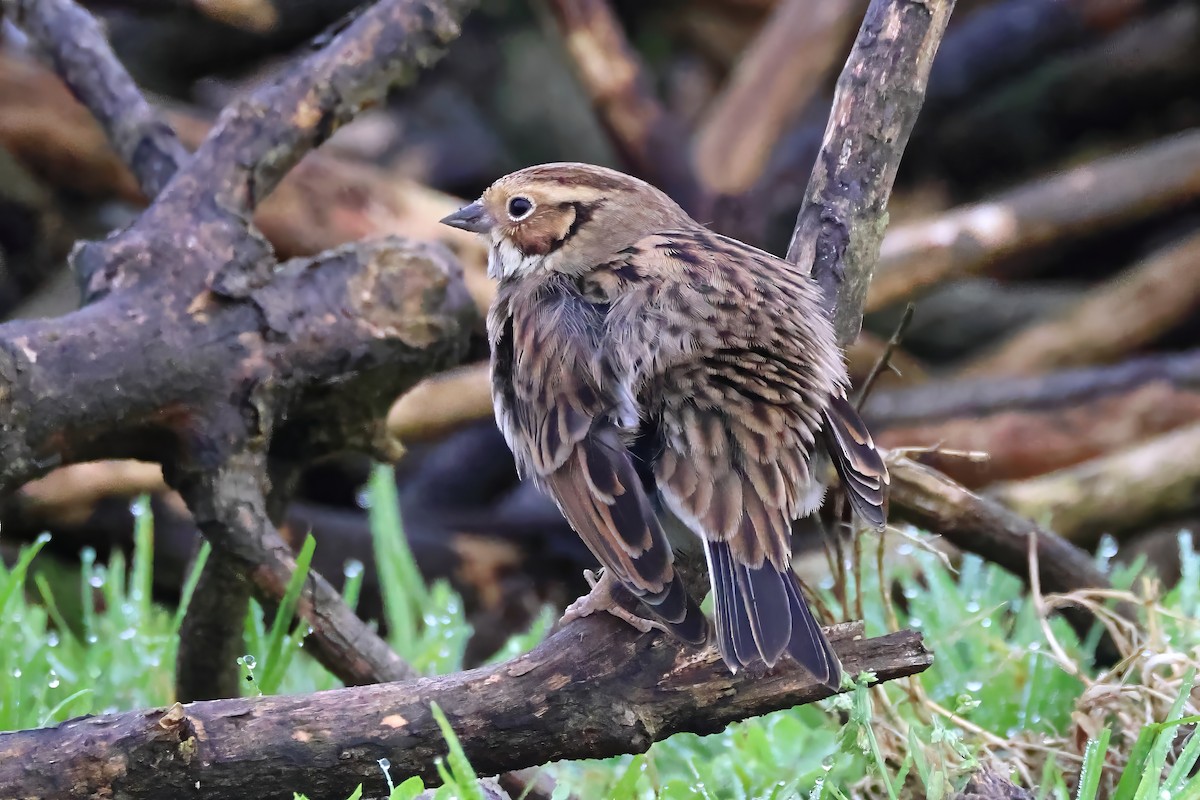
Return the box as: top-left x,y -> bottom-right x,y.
705,539 -> 841,688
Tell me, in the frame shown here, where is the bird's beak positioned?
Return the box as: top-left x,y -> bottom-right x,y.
439,201 -> 495,234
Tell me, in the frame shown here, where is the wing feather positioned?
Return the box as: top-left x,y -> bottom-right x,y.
489,280 -> 706,644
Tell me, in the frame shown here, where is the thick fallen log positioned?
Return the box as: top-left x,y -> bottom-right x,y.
867,130 -> 1200,312
0,618 -> 931,799
871,358 -> 1200,486
692,0 -> 867,195
987,422 -> 1200,544
959,227 -> 1200,376
0,0 -> 480,694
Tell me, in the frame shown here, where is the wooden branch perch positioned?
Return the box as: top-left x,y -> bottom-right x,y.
0,618 -> 931,799
787,0 -> 956,344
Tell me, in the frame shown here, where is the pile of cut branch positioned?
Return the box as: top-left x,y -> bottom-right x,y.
0,0 -> 1195,796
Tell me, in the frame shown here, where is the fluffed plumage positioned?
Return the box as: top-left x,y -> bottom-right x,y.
440,162 -> 889,685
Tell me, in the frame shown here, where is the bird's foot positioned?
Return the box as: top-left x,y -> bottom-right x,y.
559,569 -> 669,635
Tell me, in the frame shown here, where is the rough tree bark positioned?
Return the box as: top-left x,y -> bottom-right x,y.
0,0 -> 481,693
0,621 -> 930,799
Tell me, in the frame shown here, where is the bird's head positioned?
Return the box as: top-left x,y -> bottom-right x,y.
439,162 -> 690,281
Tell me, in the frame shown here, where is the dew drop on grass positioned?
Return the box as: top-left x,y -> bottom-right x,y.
239,655 -> 257,670
343,560 -> 363,579
87,575 -> 105,589
965,601 -> 980,613
965,681 -> 983,692
47,673 -> 60,689
129,500 -> 146,517
46,632 -> 59,647
356,489 -> 372,509
908,618 -> 923,629
981,618 -> 992,628
119,628 -> 136,641
11,668 -> 21,679
86,634 -> 99,645
378,757 -> 391,770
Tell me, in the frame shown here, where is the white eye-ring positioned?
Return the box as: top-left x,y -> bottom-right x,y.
507,196 -> 535,221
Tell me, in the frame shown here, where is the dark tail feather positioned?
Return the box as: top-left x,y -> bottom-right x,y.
822,395 -> 889,530
640,572 -> 709,646
782,569 -> 841,688
707,541 -> 839,685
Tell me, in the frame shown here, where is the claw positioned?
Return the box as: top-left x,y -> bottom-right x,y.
559,568 -> 669,635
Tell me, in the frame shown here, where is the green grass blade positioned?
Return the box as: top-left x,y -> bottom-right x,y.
131,495 -> 154,621
0,533 -> 50,615
368,463 -> 427,654
1075,727 -> 1111,800
170,541 -> 212,634
257,533 -> 316,694
389,776 -> 425,800
430,701 -> 483,800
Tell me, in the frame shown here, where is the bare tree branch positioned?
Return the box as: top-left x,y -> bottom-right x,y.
542,0 -> 706,214
787,0 -> 956,344
3,0 -> 188,197
0,619 -> 931,798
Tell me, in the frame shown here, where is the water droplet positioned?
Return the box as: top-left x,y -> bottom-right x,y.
88,575 -> 105,588
965,601 -> 980,613
965,681 -> 983,692
908,618 -> 923,628
129,500 -> 145,517
48,673 -> 60,689
378,757 -> 391,770
46,632 -> 59,648
343,560 -> 364,579
35,532 -> 51,545
86,634 -> 99,645
896,542 -> 914,556
240,654 -> 257,670
11,668 -> 21,678
119,628 -> 136,641
1028,642 -> 1041,652
356,489 -> 372,509
981,618 -> 992,628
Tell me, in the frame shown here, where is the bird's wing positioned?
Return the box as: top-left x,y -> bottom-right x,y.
623,229 -> 853,682
822,394 -> 889,529
488,281 -> 705,643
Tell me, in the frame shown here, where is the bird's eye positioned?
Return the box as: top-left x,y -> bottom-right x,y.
507,196 -> 535,221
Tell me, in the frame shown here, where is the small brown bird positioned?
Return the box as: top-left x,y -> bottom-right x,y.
440,163 -> 887,686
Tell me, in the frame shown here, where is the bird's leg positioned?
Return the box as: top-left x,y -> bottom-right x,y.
559,568 -> 670,635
